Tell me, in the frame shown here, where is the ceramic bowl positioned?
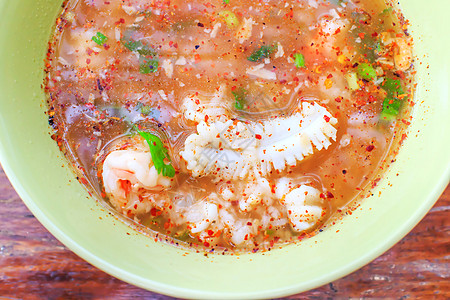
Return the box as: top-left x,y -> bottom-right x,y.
0,0 -> 448,298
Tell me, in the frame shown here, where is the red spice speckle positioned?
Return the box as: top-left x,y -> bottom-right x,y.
366,145 -> 375,152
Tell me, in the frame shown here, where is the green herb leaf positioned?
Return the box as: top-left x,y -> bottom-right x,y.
123,39 -> 157,56
137,131 -> 176,177
223,0 -> 230,4
92,32 -> 108,46
217,10 -> 239,27
139,56 -> 159,74
247,45 -> 275,62
293,52 -> 306,69
380,97 -> 402,120
381,78 -> 404,97
357,63 -> 377,81
232,88 -> 247,110
380,78 -> 406,120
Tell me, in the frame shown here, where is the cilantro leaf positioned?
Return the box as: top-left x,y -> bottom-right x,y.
247,45 -> 275,62
137,131 -> 175,177
293,52 -> 306,69
92,32 -> 108,46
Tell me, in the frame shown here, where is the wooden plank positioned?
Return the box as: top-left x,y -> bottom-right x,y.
0,166 -> 448,299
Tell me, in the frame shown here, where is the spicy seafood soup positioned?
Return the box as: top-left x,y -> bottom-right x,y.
45,0 -> 414,252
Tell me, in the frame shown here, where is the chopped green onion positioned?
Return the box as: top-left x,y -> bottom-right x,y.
139,56 -> 159,74
357,63 -> 377,81
232,88 -> 247,110
345,72 -> 359,91
293,52 -> 306,69
247,45 -> 275,62
218,10 -> 239,27
137,131 -> 176,177
380,78 -> 406,120
381,78 -> 404,96
380,97 -> 402,121
92,32 -> 108,46
223,0 -> 230,3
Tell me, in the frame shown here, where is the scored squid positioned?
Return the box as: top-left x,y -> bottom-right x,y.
180,101 -> 338,181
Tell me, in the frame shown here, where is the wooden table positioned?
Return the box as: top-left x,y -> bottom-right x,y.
0,165 -> 448,299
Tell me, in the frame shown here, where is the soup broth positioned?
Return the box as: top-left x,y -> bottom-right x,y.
45,0 -> 414,252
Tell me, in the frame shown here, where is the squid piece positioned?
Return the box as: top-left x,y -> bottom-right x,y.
239,177 -> 272,212
184,198 -> 219,233
180,101 -> 338,181
235,17 -> 255,44
181,86 -> 229,123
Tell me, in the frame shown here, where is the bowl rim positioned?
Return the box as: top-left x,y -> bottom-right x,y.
0,0 -> 450,297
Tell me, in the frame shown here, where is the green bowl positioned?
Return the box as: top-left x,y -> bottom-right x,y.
0,0 -> 448,298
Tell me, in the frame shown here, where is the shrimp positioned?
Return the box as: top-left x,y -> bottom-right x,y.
393,37 -> 413,71
102,146 -> 174,215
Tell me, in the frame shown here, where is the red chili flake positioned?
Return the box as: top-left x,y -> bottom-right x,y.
247,222 -> 252,226
203,242 -> 210,247
372,32 -> 378,38
326,191 -> 334,198
207,229 -> 214,236
194,54 -> 201,63
366,145 -> 375,152
205,115 -> 209,122
118,179 -> 131,196
334,28 -> 341,35
401,119 -> 411,125
327,74 -> 333,79
255,134 -> 262,140
150,207 -> 159,216
285,9 -> 293,18
324,115 -> 331,122
358,33 -> 365,39
115,18 -> 125,25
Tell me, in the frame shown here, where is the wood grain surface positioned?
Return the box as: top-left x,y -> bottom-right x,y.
0,165 -> 448,299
